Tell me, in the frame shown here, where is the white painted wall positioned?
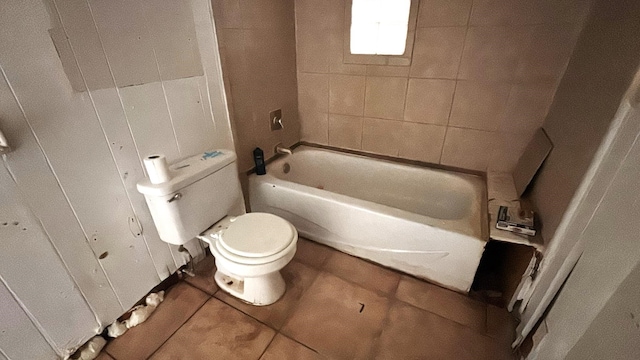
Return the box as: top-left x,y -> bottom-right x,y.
527,79 -> 640,358
0,0 -> 234,358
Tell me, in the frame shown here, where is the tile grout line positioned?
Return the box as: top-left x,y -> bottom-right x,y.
140,285 -> 213,360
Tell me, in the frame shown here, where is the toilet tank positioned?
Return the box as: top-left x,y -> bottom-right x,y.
137,150 -> 242,245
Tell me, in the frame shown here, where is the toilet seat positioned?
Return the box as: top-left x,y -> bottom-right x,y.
213,213 -> 297,265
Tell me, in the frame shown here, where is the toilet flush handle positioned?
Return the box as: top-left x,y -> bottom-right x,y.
167,193 -> 182,203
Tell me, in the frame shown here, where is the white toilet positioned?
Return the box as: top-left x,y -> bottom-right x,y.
136,150 -> 297,306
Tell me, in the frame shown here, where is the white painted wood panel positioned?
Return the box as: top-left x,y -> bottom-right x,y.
191,0 -> 236,150
165,77 -> 217,156
88,0 -> 160,87
141,0 -> 204,81
0,69 -> 123,323
51,0 -> 113,91
0,0 -> 160,309
119,82 -> 182,161
0,165 -> 98,355
0,281 -> 57,360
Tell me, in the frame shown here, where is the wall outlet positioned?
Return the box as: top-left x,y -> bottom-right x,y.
270,109 -> 283,131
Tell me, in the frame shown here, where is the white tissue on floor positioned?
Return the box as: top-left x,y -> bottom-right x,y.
124,290 -> 165,329
75,336 -> 107,360
107,320 -> 128,338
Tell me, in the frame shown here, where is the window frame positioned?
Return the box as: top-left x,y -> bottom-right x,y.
343,0 -> 419,66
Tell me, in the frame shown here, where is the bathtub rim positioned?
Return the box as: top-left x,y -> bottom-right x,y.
248,142 -> 490,242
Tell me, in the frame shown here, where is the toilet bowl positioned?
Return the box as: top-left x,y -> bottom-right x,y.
199,212 -> 298,306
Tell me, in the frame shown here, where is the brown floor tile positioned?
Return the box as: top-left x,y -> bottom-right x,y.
374,301 -> 513,360
150,298 -> 275,360
260,334 -> 326,360
293,238 -> 334,269
184,253 -> 218,295
396,275 -> 487,332
105,282 -> 209,360
487,304 -> 518,345
95,352 -> 114,360
214,260 -> 319,329
323,251 -> 400,295
281,272 -> 391,360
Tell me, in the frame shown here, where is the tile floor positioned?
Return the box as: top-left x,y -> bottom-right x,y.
99,238 -> 517,360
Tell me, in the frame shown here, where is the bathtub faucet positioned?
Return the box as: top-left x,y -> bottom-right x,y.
275,143 -> 292,155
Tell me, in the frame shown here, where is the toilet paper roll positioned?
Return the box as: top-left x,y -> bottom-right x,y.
144,154 -> 171,184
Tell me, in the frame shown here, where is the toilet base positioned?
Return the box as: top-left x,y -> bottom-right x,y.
213,269 -> 286,306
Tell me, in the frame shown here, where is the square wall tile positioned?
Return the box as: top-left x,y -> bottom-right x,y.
398,122 -> 447,163
361,118 -> 403,156
281,272 -> 391,359
500,83 -> 556,134
418,0 -> 473,27
211,0 -> 241,29
404,79 -> 456,125
296,24 -> 332,73
449,80 -> 511,131
409,27 -> 466,79
328,114 -> 364,150
300,112 -> 329,144
364,77 -> 408,120
298,73 -> 329,113
458,26 -> 529,81
329,74 -> 366,116
440,127 -> 497,171
366,65 -> 411,77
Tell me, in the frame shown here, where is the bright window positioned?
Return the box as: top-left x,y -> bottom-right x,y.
350,0 -> 411,55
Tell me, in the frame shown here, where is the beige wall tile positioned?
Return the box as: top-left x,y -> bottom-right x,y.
296,24 -> 332,73
364,77 -> 408,120
500,83 -> 556,134
440,127 -> 496,171
516,23 -> 582,83
300,112 -> 329,144
328,114 -> 363,149
470,0 -> 592,26
361,118 -> 403,156
239,0 -> 296,30
458,26 -> 529,81
295,0 -> 343,30
297,73 -> 329,113
366,65 -> 411,77
410,27 -> 466,79
449,80 -> 511,131
329,74 -> 366,115
404,79 -> 456,125
211,0 -> 241,29
418,0 -> 472,27
399,122 -> 447,163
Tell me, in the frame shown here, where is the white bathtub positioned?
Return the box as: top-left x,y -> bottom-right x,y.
248,146 -> 488,292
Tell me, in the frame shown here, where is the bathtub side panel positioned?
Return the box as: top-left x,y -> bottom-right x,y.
249,176 -> 485,292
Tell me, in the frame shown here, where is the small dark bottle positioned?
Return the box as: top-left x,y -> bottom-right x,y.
253,147 -> 266,175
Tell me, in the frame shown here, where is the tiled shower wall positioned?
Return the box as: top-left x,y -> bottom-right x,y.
296,0 -> 591,172
212,0 -> 300,171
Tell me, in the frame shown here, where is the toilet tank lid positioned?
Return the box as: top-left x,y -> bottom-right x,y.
137,150 -> 236,196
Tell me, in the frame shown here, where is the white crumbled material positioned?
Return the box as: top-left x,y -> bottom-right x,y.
124,290 -> 166,329
107,320 -> 128,338
75,336 -> 106,360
